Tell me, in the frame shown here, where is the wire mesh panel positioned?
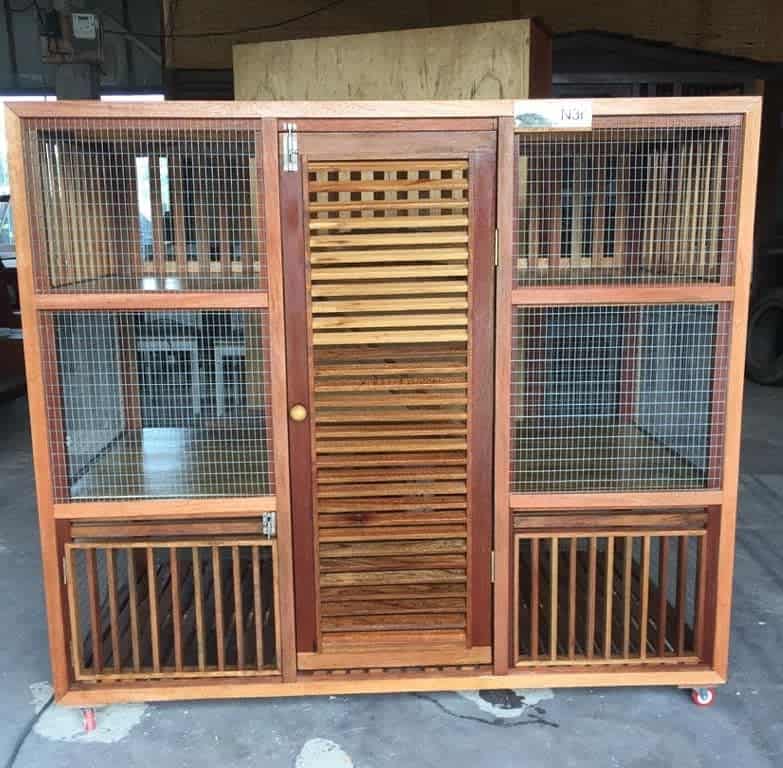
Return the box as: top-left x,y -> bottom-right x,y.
65,534 -> 279,681
515,119 -> 741,285
41,309 -> 273,501
513,513 -> 708,665
21,119 -> 266,292
511,303 -> 729,493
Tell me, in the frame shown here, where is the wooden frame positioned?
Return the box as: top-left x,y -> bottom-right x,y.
5,97 -> 760,705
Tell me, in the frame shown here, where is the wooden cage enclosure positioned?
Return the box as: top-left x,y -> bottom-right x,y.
5,98 -> 759,705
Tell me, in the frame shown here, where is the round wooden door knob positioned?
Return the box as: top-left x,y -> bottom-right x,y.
289,404 -> 308,422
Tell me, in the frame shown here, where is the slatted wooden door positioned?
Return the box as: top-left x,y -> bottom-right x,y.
281,124 -> 496,671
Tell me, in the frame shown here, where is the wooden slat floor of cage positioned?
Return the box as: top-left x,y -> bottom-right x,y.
79,551 -> 278,680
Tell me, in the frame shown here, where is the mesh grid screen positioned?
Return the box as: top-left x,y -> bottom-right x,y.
22,119 -> 265,292
42,310 -> 273,502
511,303 -> 729,493
515,121 -> 741,285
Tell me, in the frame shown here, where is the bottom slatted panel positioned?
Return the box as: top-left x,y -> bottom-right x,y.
513,513 -> 709,667
65,536 -> 280,681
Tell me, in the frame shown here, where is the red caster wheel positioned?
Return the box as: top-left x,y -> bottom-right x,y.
82,707 -> 97,732
690,688 -> 715,707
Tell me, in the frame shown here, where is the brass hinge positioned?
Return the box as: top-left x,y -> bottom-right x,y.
490,551 -> 495,583
494,228 -> 500,267
262,512 -> 276,538
281,122 -> 299,172
62,556 -> 67,585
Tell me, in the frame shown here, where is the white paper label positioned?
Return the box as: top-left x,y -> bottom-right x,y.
514,100 -> 593,130
72,13 -> 98,40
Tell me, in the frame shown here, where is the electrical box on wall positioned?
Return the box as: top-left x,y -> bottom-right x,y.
41,10 -> 103,64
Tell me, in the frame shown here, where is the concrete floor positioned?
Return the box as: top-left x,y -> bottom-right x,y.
1,385 -> 782,767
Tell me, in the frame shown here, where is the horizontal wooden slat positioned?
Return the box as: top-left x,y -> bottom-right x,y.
314,378 -> 466,392
321,613 -> 466,632
311,280 -> 467,297
320,554 -> 466,573
310,247 -> 468,263
513,511 -> 708,531
310,215 -> 469,231
320,539 -> 466,557
319,525 -> 468,542
317,482 -> 467,498
310,231 -> 469,248
321,598 -> 467,616
313,297 -> 468,314
311,265 -> 468,280
314,329 -> 468,345
309,160 -> 468,172
320,569 -> 466,586
316,438 -> 468,454
316,409 -> 466,424
318,467 -> 467,483
309,200 -> 469,213
308,178 -> 468,193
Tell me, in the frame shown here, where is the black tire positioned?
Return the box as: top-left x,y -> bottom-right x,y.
747,289 -> 783,384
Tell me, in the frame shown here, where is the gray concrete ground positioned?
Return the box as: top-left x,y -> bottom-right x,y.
1,385 -> 782,767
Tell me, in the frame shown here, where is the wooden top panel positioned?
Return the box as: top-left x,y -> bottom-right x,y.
5,97 -> 761,121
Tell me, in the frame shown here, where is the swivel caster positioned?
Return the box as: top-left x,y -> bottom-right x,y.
81,707 -> 97,732
690,687 -> 715,707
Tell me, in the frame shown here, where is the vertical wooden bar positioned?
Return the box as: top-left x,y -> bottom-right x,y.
105,548 -> 121,673
126,547 -> 141,673
695,534 -> 707,658
169,546 -> 183,672
261,119 -> 297,680
586,537 -> 597,660
549,537 -> 558,660
603,535 -> 614,659
623,536 -> 632,658
192,547 -> 206,672
147,547 -> 160,673
252,545 -> 264,670
232,545 -> 245,669
512,536 -> 520,663
271,542 -> 283,674
676,535 -> 688,655
212,546 -> 225,671
84,547 -> 103,674
467,148 -> 496,648
657,536 -> 670,657
8,109 -> 72,696
568,538 -> 576,659
493,117 -> 516,675
64,547 -> 83,678
530,537 -> 539,660
640,536 -> 651,659
710,103 -> 761,677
